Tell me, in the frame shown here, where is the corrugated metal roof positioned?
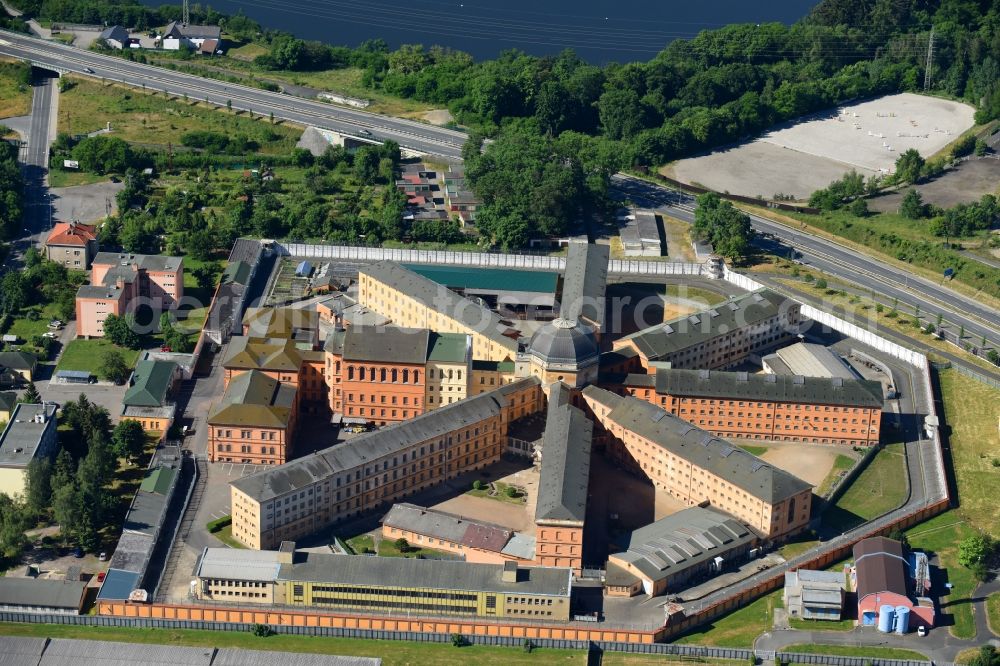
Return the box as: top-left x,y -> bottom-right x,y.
854,537 -> 908,599
195,548 -> 282,582
404,264 -> 558,294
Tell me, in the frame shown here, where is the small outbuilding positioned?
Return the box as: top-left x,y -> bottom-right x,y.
784,569 -> 846,620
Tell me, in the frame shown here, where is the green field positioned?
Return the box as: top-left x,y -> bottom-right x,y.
56,339 -> 140,376
675,590 -> 781,647
938,370 -> 1000,530
0,623 -> 586,666
988,593 -> 1000,635
823,443 -> 908,532
466,481 -> 527,505
58,78 -> 303,155
815,454 -> 856,497
48,169 -> 112,189
0,59 -> 31,119
784,644 -> 928,660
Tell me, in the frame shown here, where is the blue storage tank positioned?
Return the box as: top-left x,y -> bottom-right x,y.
895,605 -> 911,634
878,605 -> 895,633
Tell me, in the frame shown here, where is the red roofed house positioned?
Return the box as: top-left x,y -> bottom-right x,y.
45,222 -> 98,269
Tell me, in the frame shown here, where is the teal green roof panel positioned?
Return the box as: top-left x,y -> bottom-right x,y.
403,264 -> 558,294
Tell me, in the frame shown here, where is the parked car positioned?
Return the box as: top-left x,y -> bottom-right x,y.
98,552 -> 107,561
160,345 -> 171,352
83,67 -> 94,74
42,332 -> 58,339
73,547 -> 83,558
917,626 -> 926,637
96,572 -> 106,583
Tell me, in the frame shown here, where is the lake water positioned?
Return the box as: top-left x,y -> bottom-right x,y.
152,0 -> 818,63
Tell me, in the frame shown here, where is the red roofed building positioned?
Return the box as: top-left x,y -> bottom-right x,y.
45,222 -> 98,268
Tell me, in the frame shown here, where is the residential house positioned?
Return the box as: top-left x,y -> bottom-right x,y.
98,25 -> 132,50
0,351 -> 37,385
162,21 -> 221,51
45,222 -> 98,268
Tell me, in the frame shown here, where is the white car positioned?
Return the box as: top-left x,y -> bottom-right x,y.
917,625 -> 926,637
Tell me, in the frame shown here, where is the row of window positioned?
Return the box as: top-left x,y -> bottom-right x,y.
307,585 -> 477,601
215,429 -> 279,440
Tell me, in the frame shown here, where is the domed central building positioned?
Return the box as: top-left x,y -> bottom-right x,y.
521,317 -> 600,388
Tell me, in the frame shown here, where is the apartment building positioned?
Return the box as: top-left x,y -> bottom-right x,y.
615,368 -> 884,446
582,386 -> 812,541
471,360 -> 517,395
357,262 -> 521,362
44,221 -> 98,268
222,335 -> 326,410
208,370 -> 298,465
425,332 -> 472,408
230,377 -> 544,549
76,253 -> 183,338
613,290 -> 800,371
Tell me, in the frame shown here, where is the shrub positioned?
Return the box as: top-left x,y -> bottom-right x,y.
472,479 -> 483,491
394,537 -> 410,553
815,278 -> 828,290
451,633 -> 467,647
251,623 -> 275,637
504,485 -> 518,498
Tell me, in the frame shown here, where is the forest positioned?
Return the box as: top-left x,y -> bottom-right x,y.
7,0 -> 1000,247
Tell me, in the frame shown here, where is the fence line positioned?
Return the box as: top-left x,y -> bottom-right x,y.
277,242 -> 707,276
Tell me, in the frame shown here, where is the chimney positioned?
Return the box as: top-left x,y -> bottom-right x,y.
277,540 -> 296,564
502,560 -> 519,583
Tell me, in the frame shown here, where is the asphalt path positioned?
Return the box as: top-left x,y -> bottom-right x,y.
612,174 -> 1000,352
0,29 -> 467,159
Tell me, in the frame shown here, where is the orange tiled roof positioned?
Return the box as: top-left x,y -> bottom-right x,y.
46,222 -> 97,247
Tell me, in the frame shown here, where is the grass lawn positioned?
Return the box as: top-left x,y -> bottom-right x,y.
48,169 -> 112,189
675,590 -> 781,647
938,369 -> 1000,530
738,444 -> 769,457
0,59 -> 31,119
662,284 -> 729,307
181,256 -> 225,309
988,593 -> 1000,635
779,538 -> 822,561
58,78 -> 303,155
783,644 -> 927,660
214,524 -> 247,550
823,443 -> 907,533
0,623 -> 585,665
788,617 -> 856,632
56,339 -> 140,375
905,513 -> 978,638
662,214 -> 696,261
816,454 -> 856,497
466,481 -> 527,505
8,302 -> 63,347
377,539 -> 448,559
345,534 -> 374,555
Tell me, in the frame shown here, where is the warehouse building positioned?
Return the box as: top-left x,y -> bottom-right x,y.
606,506 -> 760,598
854,537 -> 935,630
762,342 -> 859,380
582,386 -> 812,540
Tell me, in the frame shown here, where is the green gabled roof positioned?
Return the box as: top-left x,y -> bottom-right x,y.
139,465 -> 177,495
123,360 -> 177,408
223,336 -> 302,372
222,260 -> 252,286
403,264 -> 558,294
426,332 -> 469,363
209,370 -> 295,429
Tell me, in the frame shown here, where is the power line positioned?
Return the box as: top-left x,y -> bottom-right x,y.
923,27 -> 935,91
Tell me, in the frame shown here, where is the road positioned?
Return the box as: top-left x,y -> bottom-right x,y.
613,174 -> 1000,352
0,29 -> 467,159
20,68 -> 55,246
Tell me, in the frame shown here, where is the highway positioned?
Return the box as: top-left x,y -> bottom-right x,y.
19,69 -> 54,246
612,174 -> 1000,351
0,29 -> 467,159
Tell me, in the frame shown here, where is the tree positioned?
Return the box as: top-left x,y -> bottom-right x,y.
102,314 -> 140,350
894,149 -> 925,184
394,537 -> 410,553
0,492 -> 28,564
451,633 -> 466,647
71,136 -> 133,174
900,189 -> 925,219
20,380 -> 41,404
692,193 -> 755,263
958,533 -> 995,569
815,278 -> 828,290
849,197 -> 869,217
100,349 -> 131,385
111,419 -> 146,464
24,457 -> 52,519
970,645 -> 1000,666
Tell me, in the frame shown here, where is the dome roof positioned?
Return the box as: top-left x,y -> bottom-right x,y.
527,318 -> 599,369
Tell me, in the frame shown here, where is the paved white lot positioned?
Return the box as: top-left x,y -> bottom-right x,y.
671,93 -> 976,200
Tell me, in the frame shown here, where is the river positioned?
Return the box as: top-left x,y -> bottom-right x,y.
147,0 -> 818,63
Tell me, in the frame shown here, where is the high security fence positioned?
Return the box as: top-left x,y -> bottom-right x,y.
278,242 -> 707,277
